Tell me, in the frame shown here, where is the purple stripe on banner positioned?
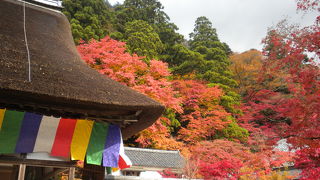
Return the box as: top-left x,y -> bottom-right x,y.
103,125 -> 121,167
15,113 -> 42,153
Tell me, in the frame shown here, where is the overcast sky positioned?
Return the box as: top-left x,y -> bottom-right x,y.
109,0 -> 317,53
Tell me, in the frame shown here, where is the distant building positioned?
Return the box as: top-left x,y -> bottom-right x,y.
107,147 -> 184,179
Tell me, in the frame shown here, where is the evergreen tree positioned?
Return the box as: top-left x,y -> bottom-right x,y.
174,16 -> 239,113
62,0 -> 112,44
124,20 -> 164,60
115,0 -> 168,27
189,16 -> 219,49
189,16 -> 232,55
113,0 -> 183,50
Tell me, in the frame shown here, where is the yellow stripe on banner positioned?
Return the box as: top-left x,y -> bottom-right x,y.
71,120 -> 94,161
112,168 -> 119,172
0,109 -> 6,130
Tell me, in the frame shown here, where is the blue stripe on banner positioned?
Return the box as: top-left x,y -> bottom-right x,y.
103,125 -> 121,167
15,113 -> 43,153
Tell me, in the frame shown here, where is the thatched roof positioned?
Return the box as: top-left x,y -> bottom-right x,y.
0,0 -> 164,138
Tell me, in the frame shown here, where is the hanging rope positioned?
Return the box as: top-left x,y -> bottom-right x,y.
23,1 -> 31,82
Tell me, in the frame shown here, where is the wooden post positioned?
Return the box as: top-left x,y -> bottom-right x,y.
17,164 -> 26,180
68,167 -> 75,180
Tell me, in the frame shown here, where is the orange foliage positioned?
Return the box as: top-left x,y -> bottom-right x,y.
136,117 -> 185,151
77,37 -> 183,150
77,37 -> 182,113
230,49 -> 263,95
230,49 -> 289,99
173,80 -> 231,144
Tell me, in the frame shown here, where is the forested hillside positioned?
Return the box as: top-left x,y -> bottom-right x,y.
63,0 -> 320,179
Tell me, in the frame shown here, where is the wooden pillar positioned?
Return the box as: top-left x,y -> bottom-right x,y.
68,167 -> 75,180
17,164 -> 26,180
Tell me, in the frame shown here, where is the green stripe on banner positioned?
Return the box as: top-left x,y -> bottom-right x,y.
0,110 -> 25,153
86,122 -> 109,165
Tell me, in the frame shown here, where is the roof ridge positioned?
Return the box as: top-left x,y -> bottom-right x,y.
16,0 -> 62,14
124,147 -> 180,154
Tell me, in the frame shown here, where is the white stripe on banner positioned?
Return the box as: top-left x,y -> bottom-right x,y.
118,132 -> 132,169
33,116 -> 60,152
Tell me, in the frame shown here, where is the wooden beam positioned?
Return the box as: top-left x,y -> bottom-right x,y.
0,156 -> 76,168
68,167 -> 75,180
17,164 -> 26,180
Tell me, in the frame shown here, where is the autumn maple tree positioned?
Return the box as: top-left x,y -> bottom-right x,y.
75,0 -> 320,177
173,80 -> 230,143
77,35 -> 251,174
230,49 -> 263,96
77,35 -> 293,179
238,0 -> 320,178
77,37 -> 183,150
77,37 -> 182,113
172,80 -> 248,144
262,25 -> 320,180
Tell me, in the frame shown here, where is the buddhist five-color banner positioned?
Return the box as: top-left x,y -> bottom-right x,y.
86,122 -> 109,165
15,113 -> 42,153
33,116 -> 60,152
51,118 -> 77,157
71,120 -> 93,161
0,110 -> 25,153
0,109 -> 131,169
103,124 -> 121,167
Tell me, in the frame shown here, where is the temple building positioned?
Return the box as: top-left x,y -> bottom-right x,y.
0,0 -> 164,179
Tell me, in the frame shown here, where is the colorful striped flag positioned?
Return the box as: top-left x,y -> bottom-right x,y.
33,116 -> 60,152
51,118 -> 77,157
0,108 -> 130,168
15,113 -> 42,153
0,110 -> 25,153
86,122 -> 109,165
0,109 -> 5,130
103,124 -> 121,167
71,120 -> 93,161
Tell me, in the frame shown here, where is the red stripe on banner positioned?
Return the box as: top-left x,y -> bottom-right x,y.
51,118 -> 77,158
118,155 -> 131,169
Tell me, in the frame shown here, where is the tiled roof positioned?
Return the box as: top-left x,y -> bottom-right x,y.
124,147 -> 184,169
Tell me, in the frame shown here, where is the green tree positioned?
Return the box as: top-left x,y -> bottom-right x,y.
163,44 -> 202,67
115,0 -> 168,28
189,16 -> 219,49
174,16 -> 240,113
62,0 -> 112,44
189,16 -> 232,55
195,46 -> 240,113
124,20 -> 164,60
114,0 -> 183,47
